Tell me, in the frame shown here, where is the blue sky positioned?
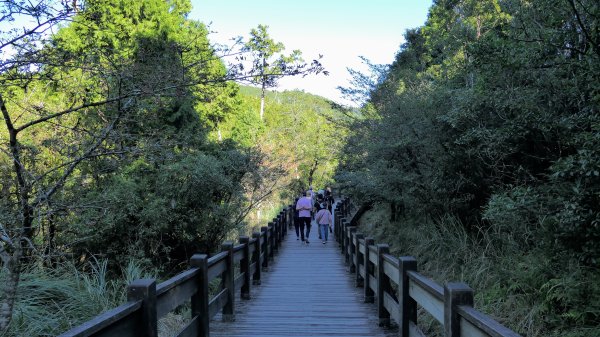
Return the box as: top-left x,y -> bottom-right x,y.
189,0 -> 433,106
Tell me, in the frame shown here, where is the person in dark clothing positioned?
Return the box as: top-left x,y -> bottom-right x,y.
314,193 -> 325,239
293,197 -> 301,240
324,186 -> 334,212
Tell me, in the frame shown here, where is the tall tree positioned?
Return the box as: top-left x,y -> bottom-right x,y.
0,0 -> 79,330
241,24 -> 325,120
0,0 -> 238,331
337,55 -> 389,107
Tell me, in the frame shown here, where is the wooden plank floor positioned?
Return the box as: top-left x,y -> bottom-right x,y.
210,222 -> 398,337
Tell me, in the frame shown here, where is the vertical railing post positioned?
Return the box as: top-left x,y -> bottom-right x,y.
276,216 -> 281,245
190,254 -> 209,337
398,256 -> 418,337
376,244 -> 391,326
444,283 -> 474,337
127,279 -> 157,337
239,236 -> 251,300
355,233 -> 365,287
268,223 -> 275,259
252,232 -> 262,285
279,211 -> 286,237
340,218 -> 347,255
343,198 -> 349,216
261,226 -> 269,271
334,209 -> 342,241
344,221 -> 351,264
277,213 -> 282,241
269,221 -> 278,254
288,205 -> 294,228
221,241 -> 235,321
348,226 -> 357,273
364,237 -> 375,303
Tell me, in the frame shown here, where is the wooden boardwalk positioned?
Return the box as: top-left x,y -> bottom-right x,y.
210,222 -> 397,337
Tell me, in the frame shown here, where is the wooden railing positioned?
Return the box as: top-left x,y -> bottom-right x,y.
58,204 -> 295,337
59,196 -> 522,337
334,197 -> 522,337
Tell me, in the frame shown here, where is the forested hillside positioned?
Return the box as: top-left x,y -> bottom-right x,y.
335,1 -> 599,336
0,0 -> 344,334
1,0 -> 599,336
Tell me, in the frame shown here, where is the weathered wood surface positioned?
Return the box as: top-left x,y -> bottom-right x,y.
210,226 -> 397,337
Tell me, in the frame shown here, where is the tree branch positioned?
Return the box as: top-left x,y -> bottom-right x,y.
567,0 -> 600,56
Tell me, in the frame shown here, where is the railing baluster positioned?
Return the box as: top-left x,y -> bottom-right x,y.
364,237 -> 375,303
398,256 -> 418,337
348,226 -> 357,273
355,233 -> 365,287
221,241 -> 235,321
252,232 -> 262,285
376,244 -> 391,326
269,221 -> 277,254
240,236 -> 251,300
190,254 -> 209,337
127,279 -> 157,337
261,226 -> 269,271
444,282 -> 473,337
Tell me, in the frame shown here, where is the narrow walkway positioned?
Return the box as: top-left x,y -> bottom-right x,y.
210,222 -> 397,337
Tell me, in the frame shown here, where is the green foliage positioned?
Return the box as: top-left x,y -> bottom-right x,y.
337,56 -> 389,106
1,259 -> 153,337
242,24 -> 304,90
0,0 -> 343,333
69,147 -> 259,272
336,0 -> 600,335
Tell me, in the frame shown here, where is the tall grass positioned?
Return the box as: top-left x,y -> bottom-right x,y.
1,258 -> 153,337
357,203 -> 600,337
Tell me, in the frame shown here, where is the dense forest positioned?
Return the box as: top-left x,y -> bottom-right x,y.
0,0 -> 598,336
0,0 -> 345,335
335,1 -> 599,336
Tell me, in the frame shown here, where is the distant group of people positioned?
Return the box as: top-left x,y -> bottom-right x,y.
294,186 -> 334,244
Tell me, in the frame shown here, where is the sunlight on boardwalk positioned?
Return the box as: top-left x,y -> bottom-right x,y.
210,224 -> 397,337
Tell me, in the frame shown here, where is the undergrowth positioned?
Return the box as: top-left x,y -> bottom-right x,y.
356,203 -> 600,337
1,259 -> 155,337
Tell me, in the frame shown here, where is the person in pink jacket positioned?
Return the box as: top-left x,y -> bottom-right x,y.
315,203 -> 333,244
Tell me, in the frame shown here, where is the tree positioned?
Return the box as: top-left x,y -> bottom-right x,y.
1,1 -> 80,330
0,0 -> 239,331
241,24 -> 326,120
335,0 -> 600,334
336,55 -> 389,107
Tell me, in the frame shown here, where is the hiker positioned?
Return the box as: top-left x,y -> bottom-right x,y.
314,192 -> 325,239
295,190 -> 313,244
293,197 -> 301,240
315,202 -> 333,244
324,186 -> 334,212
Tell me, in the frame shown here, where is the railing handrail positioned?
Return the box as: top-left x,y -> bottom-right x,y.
59,196 -> 521,337
334,197 -> 522,337
58,203 -> 296,337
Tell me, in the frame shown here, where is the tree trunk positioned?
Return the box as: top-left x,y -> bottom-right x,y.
308,159 -> 318,187
260,84 -> 265,121
0,94 -> 30,332
0,252 -> 21,332
260,57 -> 266,121
350,202 -> 374,226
